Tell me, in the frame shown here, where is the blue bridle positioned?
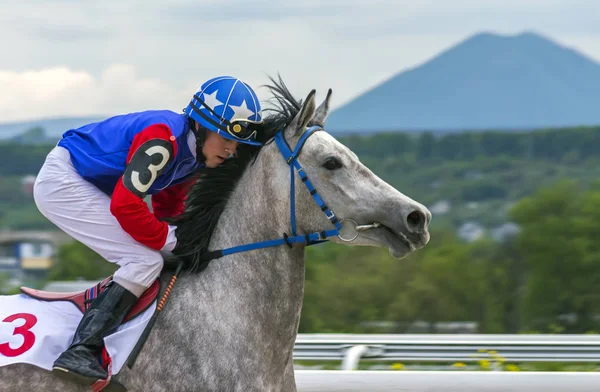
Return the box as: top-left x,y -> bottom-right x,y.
275,125 -> 343,241
204,125 -> 346,260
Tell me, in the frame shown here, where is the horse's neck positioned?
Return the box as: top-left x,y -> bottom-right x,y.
180,152 -> 306,347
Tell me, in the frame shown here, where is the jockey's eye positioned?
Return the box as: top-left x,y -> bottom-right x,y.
322,157 -> 343,171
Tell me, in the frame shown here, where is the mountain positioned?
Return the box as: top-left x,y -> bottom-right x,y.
326,32 -> 600,133
0,116 -> 106,141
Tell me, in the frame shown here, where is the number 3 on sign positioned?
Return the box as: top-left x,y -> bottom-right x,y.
0,313 -> 38,357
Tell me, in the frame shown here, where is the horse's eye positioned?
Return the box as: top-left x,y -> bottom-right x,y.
322,157 -> 343,171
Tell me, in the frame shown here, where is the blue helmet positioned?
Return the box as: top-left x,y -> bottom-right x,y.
184,76 -> 263,146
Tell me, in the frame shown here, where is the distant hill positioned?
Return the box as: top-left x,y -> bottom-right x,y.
326,32 -> 600,133
0,116 -> 106,141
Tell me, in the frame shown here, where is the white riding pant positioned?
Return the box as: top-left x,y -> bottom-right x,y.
33,146 -> 164,297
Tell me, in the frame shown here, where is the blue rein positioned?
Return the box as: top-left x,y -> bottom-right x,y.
206,126 -> 342,260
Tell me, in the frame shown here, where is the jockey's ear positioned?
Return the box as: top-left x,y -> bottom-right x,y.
311,89 -> 332,128
287,89 -> 316,138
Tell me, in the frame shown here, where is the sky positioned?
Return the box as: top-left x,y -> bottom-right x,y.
1,0 -> 599,123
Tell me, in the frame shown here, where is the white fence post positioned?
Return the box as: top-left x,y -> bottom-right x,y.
341,345 -> 369,370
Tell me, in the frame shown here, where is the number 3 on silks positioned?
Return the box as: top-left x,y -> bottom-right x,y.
123,139 -> 173,197
0,313 -> 38,357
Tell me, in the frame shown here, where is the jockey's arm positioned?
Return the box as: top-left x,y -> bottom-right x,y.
110,124 -> 179,252
151,176 -> 197,221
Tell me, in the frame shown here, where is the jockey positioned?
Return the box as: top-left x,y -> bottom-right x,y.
33,76 -> 263,386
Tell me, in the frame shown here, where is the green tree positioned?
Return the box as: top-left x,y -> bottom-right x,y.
386,230 -> 489,331
299,228 -> 517,334
47,241 -> 117,281
300,244 -> 402,333
416,132 -> 436,161
510,181 -> 600,332
469,238 -> 525,333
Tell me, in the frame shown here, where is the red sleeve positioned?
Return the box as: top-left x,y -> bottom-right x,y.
151,176 -> 197,220
110,124 -> 178,250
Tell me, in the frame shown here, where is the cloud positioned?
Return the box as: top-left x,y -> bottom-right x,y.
0,62 -> 358,123
0,0 -> 599,122
0,65 -> 188,122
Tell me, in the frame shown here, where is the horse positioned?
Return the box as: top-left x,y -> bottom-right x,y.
0,77 -> 431,392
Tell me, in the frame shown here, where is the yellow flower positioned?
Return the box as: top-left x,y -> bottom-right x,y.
479,360 -> 491,370
505,364 -> 520,372
452,362 -> 466,368
391,363 -> 405,370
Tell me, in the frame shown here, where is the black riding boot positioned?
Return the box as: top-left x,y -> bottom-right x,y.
52,281 -> 138,385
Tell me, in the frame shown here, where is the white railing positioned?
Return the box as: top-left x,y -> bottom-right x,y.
294,334 -> 600,370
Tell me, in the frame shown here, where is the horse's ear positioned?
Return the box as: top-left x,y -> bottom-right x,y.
288,89 -> 316,137
312,89 -> 332,127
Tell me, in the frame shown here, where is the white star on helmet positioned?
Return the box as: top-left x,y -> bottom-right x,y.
229,99 -> 255,121
202,90 -> 224,111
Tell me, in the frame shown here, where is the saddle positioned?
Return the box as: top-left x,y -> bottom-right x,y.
18,277 -> 161,392
20,277 -> 160,323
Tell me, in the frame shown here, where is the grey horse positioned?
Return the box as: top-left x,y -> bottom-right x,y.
0,78 -> 431,392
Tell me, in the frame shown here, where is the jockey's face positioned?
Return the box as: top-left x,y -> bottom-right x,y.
202,130 -> 239,168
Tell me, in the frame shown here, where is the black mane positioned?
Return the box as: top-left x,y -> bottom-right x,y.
171,76 -> 301,273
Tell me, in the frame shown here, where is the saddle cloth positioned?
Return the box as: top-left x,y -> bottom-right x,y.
0,277 -> 159,375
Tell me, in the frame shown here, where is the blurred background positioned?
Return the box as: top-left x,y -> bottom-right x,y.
2,0 -> 600,378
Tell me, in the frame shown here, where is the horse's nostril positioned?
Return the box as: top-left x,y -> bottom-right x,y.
407,210 -> 426,232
